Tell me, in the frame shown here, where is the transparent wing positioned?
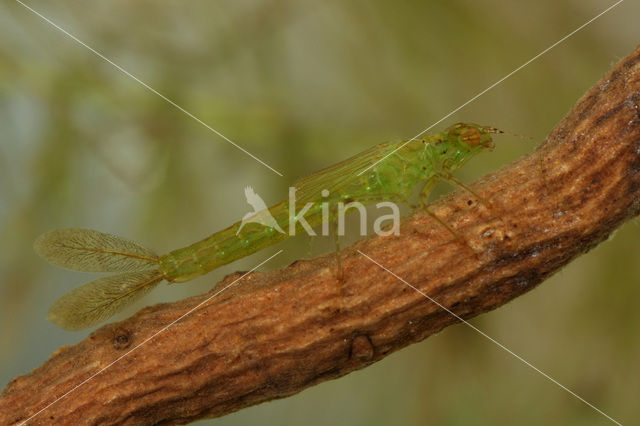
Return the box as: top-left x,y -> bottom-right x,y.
47,270 -> 163,331
34,228 -> 159,272
292,142 -> 398,204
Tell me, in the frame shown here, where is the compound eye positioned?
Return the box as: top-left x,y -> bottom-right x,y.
460,128 -> 482,146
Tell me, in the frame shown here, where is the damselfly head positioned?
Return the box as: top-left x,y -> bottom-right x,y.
446,122 -> 501,150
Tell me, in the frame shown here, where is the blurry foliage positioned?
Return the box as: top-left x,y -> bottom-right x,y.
0,0 -> 638,424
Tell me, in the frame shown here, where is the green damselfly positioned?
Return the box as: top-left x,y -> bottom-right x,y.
35,122 -> 501,330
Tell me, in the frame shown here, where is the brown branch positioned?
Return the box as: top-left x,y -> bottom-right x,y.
3,45 -> 640,426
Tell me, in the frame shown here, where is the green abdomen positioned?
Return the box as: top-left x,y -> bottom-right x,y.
159,200 -> 324,282
159,147 -> 429,283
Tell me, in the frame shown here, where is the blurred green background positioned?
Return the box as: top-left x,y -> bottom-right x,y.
1,1 -> 638,424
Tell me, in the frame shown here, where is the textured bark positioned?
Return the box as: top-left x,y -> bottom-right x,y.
3,45 -> 640,425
